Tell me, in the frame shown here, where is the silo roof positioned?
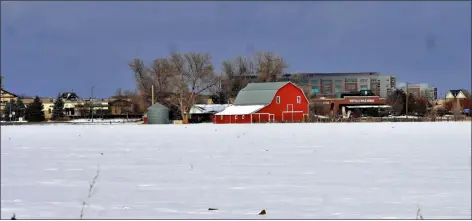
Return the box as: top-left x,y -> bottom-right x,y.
147,102 -> 169,110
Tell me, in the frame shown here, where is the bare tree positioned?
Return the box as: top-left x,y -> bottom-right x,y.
129,59 -> 154,107
420,89 -> 434,103
451,99 -> 463,120
254,52 -> 288,82
115,88 -> 124,97
167,52 -> 218,122
149,58 -> 175,102
386,89 -> 406,115
310,102 -> 327,116
219,55 -> 256,100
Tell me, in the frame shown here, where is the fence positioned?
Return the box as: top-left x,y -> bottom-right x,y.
308,116 -> 472,123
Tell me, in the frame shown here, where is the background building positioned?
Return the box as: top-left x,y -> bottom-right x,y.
397,83 -> 438,101
283,72 -> 396,98
0,89 -> 18,113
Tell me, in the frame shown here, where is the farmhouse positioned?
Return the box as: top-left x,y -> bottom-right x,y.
214,82 -> 309,124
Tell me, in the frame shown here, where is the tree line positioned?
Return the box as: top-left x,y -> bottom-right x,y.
129,51 -> 288,122
130,51 -> 472,120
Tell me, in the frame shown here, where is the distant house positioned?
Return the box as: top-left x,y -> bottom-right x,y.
445,89 -> 470,100
61,92 -> 80,101
215,82 -> 309,124
109,99 -> 133,115
0,88 -> 18,112
444,89 -> 471,113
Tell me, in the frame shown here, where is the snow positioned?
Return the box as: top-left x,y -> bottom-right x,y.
68,118 -> 141,124
214,105 -> 265,115
1,122 -> 471,219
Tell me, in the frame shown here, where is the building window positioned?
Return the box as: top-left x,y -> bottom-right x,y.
242,115 -> 245,120
360,85 -> 369,90
345,78 -> 357,83
296,96 -> 301,104
48,109 -> 52,114
312,86 -> 319,95
220,115 -> 223,120
347,85 -> 356,90
235,115 -> 238,119
322,79 -> 332,84
360,79 -> 369,83
334,85 -> 342,93
310,80 -> 319,85
334,80 -> 342,86
276,96 -> 281,104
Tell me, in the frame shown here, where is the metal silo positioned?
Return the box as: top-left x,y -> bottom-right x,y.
146,102 -> 170,124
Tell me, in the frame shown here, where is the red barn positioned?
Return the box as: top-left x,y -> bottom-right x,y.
214,82 -> 309,124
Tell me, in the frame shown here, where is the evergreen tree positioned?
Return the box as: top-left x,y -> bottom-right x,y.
25,96 -> 45,122
2,99 -> 17,121
15,98 -> 26,120
52,94 -> 65,121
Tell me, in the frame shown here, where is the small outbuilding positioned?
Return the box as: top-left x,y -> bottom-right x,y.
189,104 -> 230,123
146,102 -> 170,124
214,82 -> 309,124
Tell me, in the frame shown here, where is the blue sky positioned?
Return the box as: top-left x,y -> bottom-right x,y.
1,1 -> 470,98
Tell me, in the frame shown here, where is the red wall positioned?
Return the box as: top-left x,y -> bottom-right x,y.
215,114 -> 252,124
257,82 -> 309,122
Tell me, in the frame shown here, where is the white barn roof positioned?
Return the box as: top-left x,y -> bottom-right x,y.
190,104 -> 230,114
214,105 -> 265,115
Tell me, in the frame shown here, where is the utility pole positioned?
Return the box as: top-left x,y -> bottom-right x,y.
91,86 -> 95,123
405,82 -> 409,119
151,85 -> 155,105
9,99 -> 12,122
1,75 -> 3,116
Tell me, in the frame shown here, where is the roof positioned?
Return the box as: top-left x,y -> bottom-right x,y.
1,88 -> 18,97
233,82 -> 289,105
190,104 -> 230,114
147,102 -> 169,110
109,99 -> 132,105
448,89 -> 471,98
61,92 -> 79,100
215,105 -> 265,115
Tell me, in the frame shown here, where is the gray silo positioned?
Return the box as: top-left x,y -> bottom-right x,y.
146,102 -> 170,124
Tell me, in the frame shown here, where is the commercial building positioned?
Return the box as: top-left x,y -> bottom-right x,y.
283,72 -> 396,98
396,83 -> 438,100
311,90 -> 389,118
215,82 -> 309,123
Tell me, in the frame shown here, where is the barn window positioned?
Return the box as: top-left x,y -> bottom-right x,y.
235,115 -> 238,119
242,115 -> 245,120
296,96 -> 301,104
220,115 -> 223,120
276,96 -> 281,104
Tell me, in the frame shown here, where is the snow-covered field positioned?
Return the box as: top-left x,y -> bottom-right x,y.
1,123 -> 471,219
